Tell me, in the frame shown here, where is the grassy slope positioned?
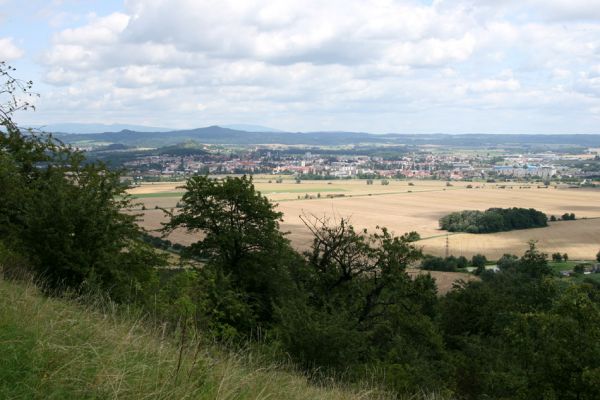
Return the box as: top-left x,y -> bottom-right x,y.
0,279 -> 385,400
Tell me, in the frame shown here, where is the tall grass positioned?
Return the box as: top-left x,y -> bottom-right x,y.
0,277 -> 453,399
0,277 -> 386,399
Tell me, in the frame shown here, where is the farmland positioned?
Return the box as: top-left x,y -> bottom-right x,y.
129,177 -> 600,261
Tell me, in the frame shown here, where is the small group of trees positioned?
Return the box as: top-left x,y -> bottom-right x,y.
440,207 -> 548,233
552,252 -> 569,262
421,253 -> 487,273
562,212 -> 576,220
550,213 -> 577,221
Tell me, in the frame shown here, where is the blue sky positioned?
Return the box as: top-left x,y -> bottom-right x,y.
1,0 -> 600,133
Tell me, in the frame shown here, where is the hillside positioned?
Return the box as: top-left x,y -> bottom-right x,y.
0,278 -> 387,400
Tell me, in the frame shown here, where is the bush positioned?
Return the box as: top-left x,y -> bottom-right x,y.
471,254 -> 487,268
573,264 -> 586,274
421,255 -> 458,272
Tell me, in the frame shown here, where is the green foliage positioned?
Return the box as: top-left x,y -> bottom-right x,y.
435,240 -> 600,399
0,279 -> 386,400
497,253 -> 519,271
439,207 -> 548,233
0,65 -> 164,301
471,254 -> 487,275
552,252 -> 563,262
275,217 -> 446,392
470,254 -> 487,268
505,285 -> 600,399
562,212 -> 576,220
420,254 -> 468,272
421,255 -> 458,272
518,241 -> 552,278
163,175 -> 297,337
574,264 -> 586,274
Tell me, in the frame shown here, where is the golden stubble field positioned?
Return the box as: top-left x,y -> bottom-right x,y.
129,178 -> 600,261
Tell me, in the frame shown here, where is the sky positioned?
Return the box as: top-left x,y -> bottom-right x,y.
1,0 -> 600,134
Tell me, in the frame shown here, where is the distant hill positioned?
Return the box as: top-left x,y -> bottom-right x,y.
53,125 -> 600,148
34,123 -> 170,134
218,124 -> 283,132
56,126 -> 381,147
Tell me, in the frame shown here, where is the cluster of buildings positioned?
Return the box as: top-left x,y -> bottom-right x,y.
122,147 -> 597,182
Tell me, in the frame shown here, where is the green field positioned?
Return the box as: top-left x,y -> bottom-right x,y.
259,187 -> 346,194
130,191 -> 185,198
549,261 -> 579,272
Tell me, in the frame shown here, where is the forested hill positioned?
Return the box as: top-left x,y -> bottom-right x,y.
55,126 -> 382,147
53,126 -> 600,147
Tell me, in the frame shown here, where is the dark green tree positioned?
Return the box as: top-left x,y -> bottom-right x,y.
506,285 -> 600,399
471,254 -> 487,268
519,240 -> 552,278
497,253 -> 519,272
276,216 -> 445,392
0,63 -> 164,300
163,175 -> 297,335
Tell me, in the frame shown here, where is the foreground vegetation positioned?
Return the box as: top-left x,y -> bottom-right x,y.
2,63 -> 600,399
0,278 -> 388,400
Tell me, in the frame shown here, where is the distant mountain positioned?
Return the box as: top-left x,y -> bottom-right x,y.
54,125 -> 600,148
218,124 -> 283,132
34,123 -> 170,134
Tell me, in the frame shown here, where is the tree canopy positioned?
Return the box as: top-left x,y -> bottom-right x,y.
440,207 -> 548,233
0,63 -> 164,300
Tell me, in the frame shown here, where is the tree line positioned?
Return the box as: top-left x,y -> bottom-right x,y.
2,64 -> 600,399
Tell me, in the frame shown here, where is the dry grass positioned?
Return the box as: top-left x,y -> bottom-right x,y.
407,269 -> 479,295
1,277 -> 399,400
420,219 -> 600,260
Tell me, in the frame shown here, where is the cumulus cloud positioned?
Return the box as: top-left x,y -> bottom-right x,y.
13,0 -> 598,132
0,37 -> 23,60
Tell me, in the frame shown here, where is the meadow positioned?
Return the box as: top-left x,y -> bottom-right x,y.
129,177 -> 600,261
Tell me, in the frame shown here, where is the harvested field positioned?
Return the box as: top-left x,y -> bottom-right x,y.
129,180 -> 600,260
419,218 -> 600,260
407,269 -> 479,295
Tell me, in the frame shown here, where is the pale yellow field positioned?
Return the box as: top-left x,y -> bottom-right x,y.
129,179 -> 600,260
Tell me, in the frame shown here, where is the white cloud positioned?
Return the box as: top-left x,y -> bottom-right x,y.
10,0 -> 597,133
0,37 -> 23,60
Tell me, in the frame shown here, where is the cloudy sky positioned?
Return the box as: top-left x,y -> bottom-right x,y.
2,0 -> 600,133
